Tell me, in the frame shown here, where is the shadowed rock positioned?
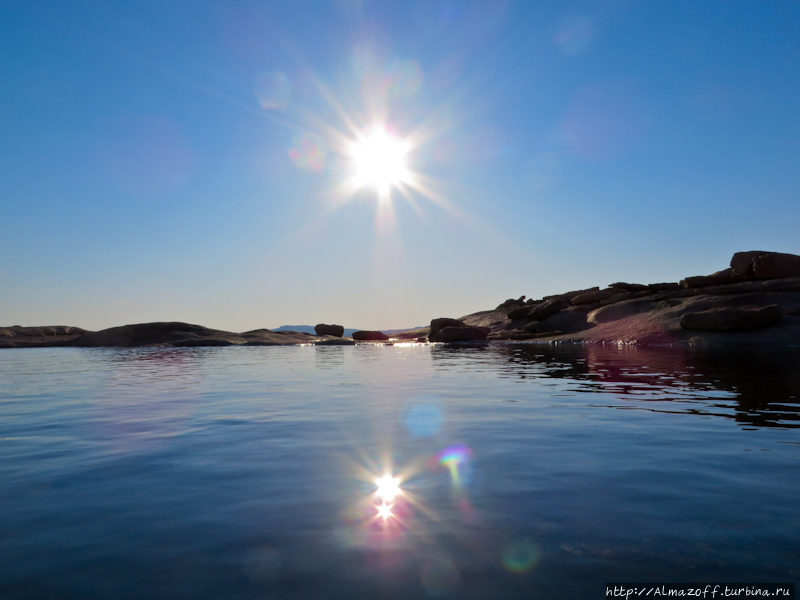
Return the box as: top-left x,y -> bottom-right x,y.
599,292 -> 633,306
315,323 -> 344,337
731,250 -> 771,278
681,268 -> 747,289
753,253 -> 800,280
430,318 -> 464,338
588,300 -> 655,324
609,282 -> 649,292
528,297 -> 569,320
495,296 -> 526,310
73,322 -> 231,347
0,326 -> 88,348
352,330 -> 389,341
648,282 -> 681,291
431,326 -> 489,342
572,289 -> 614,305
507,305 -> 534,320
557,287 -> 600,301
680,305 -> 783,332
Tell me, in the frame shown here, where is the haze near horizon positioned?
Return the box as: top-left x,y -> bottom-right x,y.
2,1 -> 799,332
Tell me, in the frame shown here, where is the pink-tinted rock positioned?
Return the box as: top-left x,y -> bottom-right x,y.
599,292 -> 633,306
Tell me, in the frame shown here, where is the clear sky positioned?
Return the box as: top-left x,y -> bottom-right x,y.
2,1 -> 800,332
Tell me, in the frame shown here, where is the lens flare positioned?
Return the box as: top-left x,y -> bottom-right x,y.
502,539 -> 541,574
435,444 -> 473,489
375,473 -> 402,502
376,502 -> 393,519
349,126 -> 410,196
289,132 -> 326,171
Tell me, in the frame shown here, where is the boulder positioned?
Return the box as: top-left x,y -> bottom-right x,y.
495,296 -> 526,310
680,305 -> 783,332
752,253 -> 800,280
599,292 -> 633,306
524,309 -> 590,334
681,268 -> 747,289
431,326 -> 489,342
430,318 -> 464,337
507,305 -> 533,320
528,296 -> 569,320
608,282 -> 649,292
352,330 -> 389,341
648,282 -> 681,291
587,300 -> 655,324
556,287 -> 600,302
572,289 -> 614,305
315,323 -> 345,337
730,250 -> 771,278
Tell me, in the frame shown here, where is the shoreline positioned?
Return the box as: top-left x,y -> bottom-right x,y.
4,251 -> 800,350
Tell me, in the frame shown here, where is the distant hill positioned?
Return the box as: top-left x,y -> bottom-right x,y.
272,325 -> 360,337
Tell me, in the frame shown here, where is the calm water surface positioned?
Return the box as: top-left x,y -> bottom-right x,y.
1,344 -> 799,599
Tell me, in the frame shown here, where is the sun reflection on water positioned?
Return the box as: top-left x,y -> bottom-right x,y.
375,473 -> 402,502
333,404 -> 542,594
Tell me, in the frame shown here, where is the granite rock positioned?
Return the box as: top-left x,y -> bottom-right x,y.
352,330 -> 389,341
680,305 -> 783,332
315,323 -> 345,337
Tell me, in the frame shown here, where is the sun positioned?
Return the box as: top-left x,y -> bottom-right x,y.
349,126 -> 410,196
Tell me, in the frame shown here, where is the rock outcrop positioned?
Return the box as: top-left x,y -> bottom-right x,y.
680,305 -> 783,332
429,318 -> 464,338
314,323 -> 344,337
752,253 -> 800,280
389,250 -> 800,347
495,296 -> 526,310
681,251 -> 800,288
0,326 -> 88,347
431,325 -> 489,343
0,322 -> 354,348
352,330 -> 389,341
5,250 -> 800,349
426,317 -> 489,342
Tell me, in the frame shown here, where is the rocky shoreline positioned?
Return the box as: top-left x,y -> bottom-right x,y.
3,251 -> 800,349
397,250 -> 800,347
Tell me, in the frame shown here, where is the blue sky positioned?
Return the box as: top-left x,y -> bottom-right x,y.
2,1 -> 799,331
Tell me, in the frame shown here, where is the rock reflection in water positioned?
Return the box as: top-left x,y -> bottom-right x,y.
431,344 -> 800,429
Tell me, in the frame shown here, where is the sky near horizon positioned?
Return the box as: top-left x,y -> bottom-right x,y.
2,1 -> 800,332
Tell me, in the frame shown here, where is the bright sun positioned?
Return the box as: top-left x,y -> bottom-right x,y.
349,126 -> 410,196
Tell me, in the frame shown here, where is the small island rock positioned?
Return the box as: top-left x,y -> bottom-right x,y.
432,326 -> 489,342
430,318 -> 464,338
314,323 -> 345,337
352,330 -> 389,341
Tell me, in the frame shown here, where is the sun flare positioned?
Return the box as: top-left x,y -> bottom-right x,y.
376,503 -> 394,519
375,473 -> 402,502
349,127 -> 410,196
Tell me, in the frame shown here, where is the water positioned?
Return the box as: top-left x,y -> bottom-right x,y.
1,344 -> 799,599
